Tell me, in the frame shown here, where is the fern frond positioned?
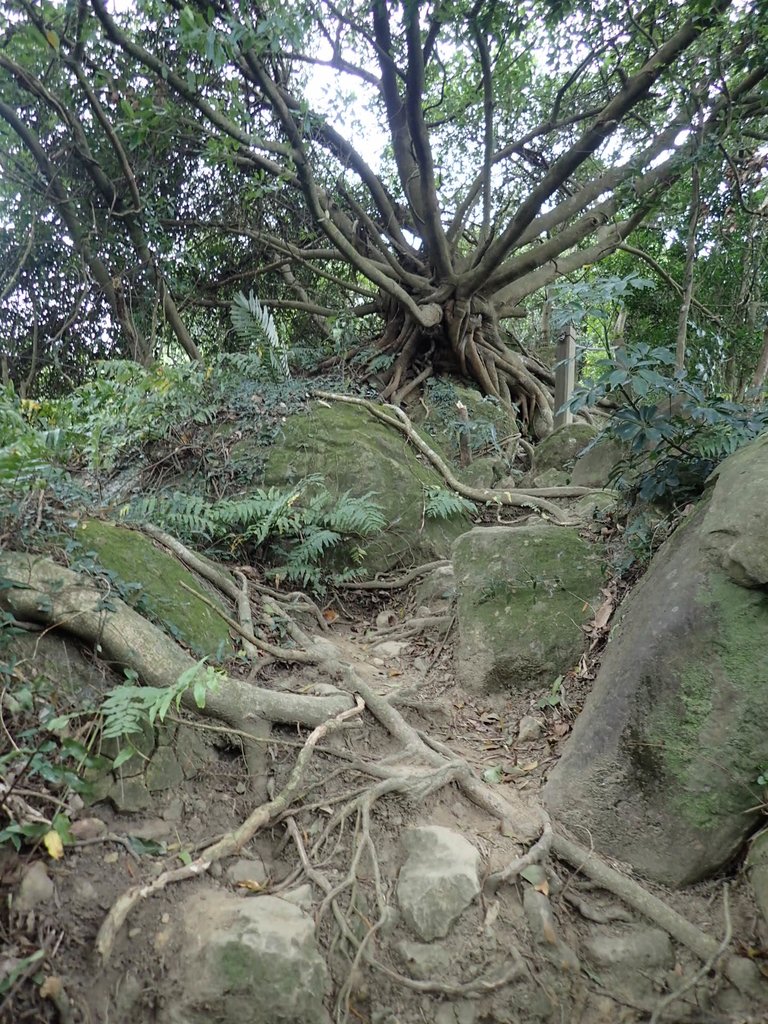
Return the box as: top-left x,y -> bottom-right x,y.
422,486 -> 475,520
231,291 -> 290,381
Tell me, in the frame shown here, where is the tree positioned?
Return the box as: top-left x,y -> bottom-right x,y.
1,0 -> 767,425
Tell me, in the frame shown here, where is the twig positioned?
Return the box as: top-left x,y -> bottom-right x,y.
486,815 -> 553,891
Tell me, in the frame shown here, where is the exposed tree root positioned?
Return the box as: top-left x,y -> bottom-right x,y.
316,392 -> 605,524
551,834 -> 762,996
94,696 -> 364,962
338,559 -> 450,591
4,545 -> 763,1009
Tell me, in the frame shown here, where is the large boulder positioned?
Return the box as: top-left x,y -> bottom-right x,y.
544,435 -> 768,886
75,520 -> 232,657
453,525 -> 605,693
264,402 -> 470,573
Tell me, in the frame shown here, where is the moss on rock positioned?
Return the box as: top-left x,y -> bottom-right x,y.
263,402 -> 470,574
453,525 -> 605,693
76,520 -> 232,658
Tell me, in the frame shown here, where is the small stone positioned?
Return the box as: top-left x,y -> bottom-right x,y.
372,640 -> 408,659
128,927 -> 141,939
104,852 -> 119,864
226,857 -> 268,886
72,877 -> 99,903
371,657 -> 385,667
235,781 -> 247,794
517,715 -> 544,743
70,817 -> 108,841
415,606 -> 432,618
16,861 -> 54,911
162,798 -> 184,822
280,885 -> 314,911
109,776 -> 151,813
127,818 -> 170,840
397,826 -> 481,941
376,611 -> 398,629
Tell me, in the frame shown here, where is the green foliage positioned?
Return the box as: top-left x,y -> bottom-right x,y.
422,486 -> 476,520
127,478 -> 387,591
570,344 -> 768,503
100,662 -> 220,747
230,291 -> 290,381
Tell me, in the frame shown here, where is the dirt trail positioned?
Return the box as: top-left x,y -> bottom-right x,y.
2,583 -> 767,1024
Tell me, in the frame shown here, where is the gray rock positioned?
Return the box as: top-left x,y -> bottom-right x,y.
263,402 -> 470,575
746,830 -> 768,931
517,715 -> 544,743
395,940 -> 453,979
226,857 -> 268,886
413,564 -> 456,610
582,927 -> 672,967
146,746 -> 184,792
108,776 -> 152,813
371,640 -> 409,659
16,861 -> 54,911
544,436 -> 768,885
572,438 -> 625,488
533,423 -> 597,473
453,525 -> 604,693
396,826 -> 480,941
167,892 -> 330,1024
174,725 -> 213,779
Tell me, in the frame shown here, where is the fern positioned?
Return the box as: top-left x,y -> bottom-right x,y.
231,291 -> 290,381
125,481 -> 387,592
422,486 -> 476,520
100,662 -> 220,745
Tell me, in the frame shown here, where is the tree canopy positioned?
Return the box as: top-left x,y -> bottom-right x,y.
1,0 -> 767,425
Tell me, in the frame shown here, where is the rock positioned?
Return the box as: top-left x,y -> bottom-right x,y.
747,830 -> 768,931
533,423 -> 597,473
572,491 -> 618,523
279,885 -> 314,911
70,817 -> 108,840
396,826 -> 480,941
264,402 -> 470,574
15,861 -> 54,911
517,716 -> 544,742
413,380 -> 517,465
75,520 -> 232,657
108,776 -> 152,813
530,468 -> 569,488
544,437 -> 768,886
459,456 -> 504,490
371,640 -> 408,659
582,927 -> 672,967
375,610 -> 398,629
163,798 -> 184,822
571,438 -> 625,488
174,725 -> 213,779
523,888 -> 579,971
453,525 -> 604,693
167,892 -> 331,1024
413,564 -> 456,612
395,940 -> 453,979
146,746 -> 184,792
226,857 -> 268,886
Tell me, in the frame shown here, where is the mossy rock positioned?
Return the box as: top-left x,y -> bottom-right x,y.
544,437 -> 768,885
412,379 -> 517,463
453,525 -> 605,693
263,402 -> 470,574
75,520 -> 232,658
533,423 -> 597,474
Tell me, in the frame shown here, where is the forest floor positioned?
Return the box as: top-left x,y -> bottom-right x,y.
2,569 -> 768,1024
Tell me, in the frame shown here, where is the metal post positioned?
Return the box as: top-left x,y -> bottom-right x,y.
554,324 -> 576,429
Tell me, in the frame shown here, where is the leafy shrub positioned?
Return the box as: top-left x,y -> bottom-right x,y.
569,343 -> 768,503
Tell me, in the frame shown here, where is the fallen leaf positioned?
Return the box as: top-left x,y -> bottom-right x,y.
237,879 -> 264,892
43,831 -> 64,860
520,761 -> 539,772
322,609 -> 338,623
482,765 -> 504,784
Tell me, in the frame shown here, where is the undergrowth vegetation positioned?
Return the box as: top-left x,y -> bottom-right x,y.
570,343 -> 768,504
